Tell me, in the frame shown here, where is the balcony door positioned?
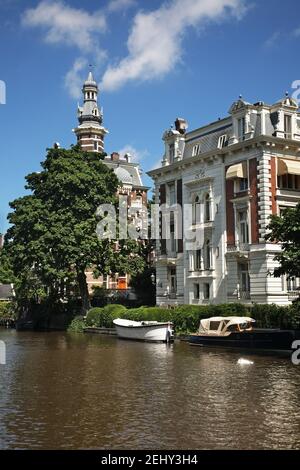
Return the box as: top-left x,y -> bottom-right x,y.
238,263 -> 250,299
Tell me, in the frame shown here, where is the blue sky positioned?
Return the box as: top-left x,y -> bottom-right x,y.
1,0 -> 300,233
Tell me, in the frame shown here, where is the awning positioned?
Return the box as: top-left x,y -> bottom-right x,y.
226,162 -> 247,180
278,158 -> 300,176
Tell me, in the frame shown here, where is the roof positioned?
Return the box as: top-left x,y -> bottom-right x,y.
199,316 -> 255,331
0,284 -> 14,300
201,316 -> 255,323
114,166 -> 133,185
84,71 -> 97,87
104,160 -> 146,188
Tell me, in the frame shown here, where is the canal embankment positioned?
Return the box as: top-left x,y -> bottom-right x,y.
68,302 -> 300,336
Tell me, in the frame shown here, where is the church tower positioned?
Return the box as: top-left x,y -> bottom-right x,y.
74,71 -> 108,153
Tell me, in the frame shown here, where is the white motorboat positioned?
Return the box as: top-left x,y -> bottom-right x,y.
113,318 -> 174,343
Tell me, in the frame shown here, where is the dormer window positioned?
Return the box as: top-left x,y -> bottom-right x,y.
238,117 -> 246,141
169,144 -> 175,163
192,144 -> 201,157
218,134 -> 227,149
284,114 -> 292,139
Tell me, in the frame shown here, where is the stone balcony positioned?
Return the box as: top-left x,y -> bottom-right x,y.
227,243 -> 250,259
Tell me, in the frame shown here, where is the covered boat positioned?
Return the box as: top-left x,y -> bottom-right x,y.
188,316 -> 296,352
113,318 -> 174,343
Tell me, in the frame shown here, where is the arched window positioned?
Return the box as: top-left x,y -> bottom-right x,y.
204,239 -> 212,270
204,193 -> 211,222
193,195 -> 200,224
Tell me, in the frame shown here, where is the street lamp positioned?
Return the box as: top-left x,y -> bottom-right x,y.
150,273 -> 156,285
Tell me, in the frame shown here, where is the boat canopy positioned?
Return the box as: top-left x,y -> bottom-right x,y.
199,316 -> 255,336
113,318 -> 170,328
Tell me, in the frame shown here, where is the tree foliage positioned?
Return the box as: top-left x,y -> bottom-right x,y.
0,245 -> 15,284
129,240 -> 156,306
266,203 -> 300,278
3,146 -> 146,315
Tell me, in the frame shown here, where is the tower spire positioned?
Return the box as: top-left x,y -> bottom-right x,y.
74,70 -> 108,153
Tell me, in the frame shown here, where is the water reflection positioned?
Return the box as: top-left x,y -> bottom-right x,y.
0,330 -> 300,449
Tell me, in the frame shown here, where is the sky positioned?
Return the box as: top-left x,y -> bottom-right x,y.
1,0 -> 300,233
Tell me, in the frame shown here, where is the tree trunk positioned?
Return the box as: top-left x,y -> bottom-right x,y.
77,268 -> 91,316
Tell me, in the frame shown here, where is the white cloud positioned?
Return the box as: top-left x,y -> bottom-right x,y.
22,0 -> 106,52
117,144 -> 149,162
22,0 -> 108,98
107,0 -> 137,13
293,28 -> 300,37
64,49 -> 107,99
101,0 -> 247,91
64,57 -> 87,99
263,31 -> 281,49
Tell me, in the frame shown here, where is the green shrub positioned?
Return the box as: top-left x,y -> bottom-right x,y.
0,301 -> 16,320
86,307 -> 103,327
86,304 -> 127,328
67,316 -> 85,333
289,302 -> 300,329
84,303 -> 300,335
102,304 -> 127,316
250,303 -> 300,329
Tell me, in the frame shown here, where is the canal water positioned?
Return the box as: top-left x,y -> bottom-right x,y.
0,329 -> 300,450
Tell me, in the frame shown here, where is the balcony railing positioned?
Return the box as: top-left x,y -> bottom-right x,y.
227,243 -> 250,253
228,290 -> 251,301
288,290 -> 300,301
239,290 -> 251,300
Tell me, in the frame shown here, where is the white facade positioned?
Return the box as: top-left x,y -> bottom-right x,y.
148,98 -> 300,306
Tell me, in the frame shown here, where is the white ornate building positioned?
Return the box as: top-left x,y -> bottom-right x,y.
148,95 -> 300,306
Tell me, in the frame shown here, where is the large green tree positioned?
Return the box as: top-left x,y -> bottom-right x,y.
0,245 -> 15,284
266,203 -> 300,278
4,146 -> 145,315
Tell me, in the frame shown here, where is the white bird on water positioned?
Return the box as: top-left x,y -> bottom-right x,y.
237,358 -> 254,365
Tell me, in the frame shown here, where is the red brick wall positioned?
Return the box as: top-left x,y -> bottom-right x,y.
249,158 -> 259,243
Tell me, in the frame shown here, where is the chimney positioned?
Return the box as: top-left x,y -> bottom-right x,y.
124,153 -> 132,163
175,118 -> 188,135
111,152 -> 120,161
